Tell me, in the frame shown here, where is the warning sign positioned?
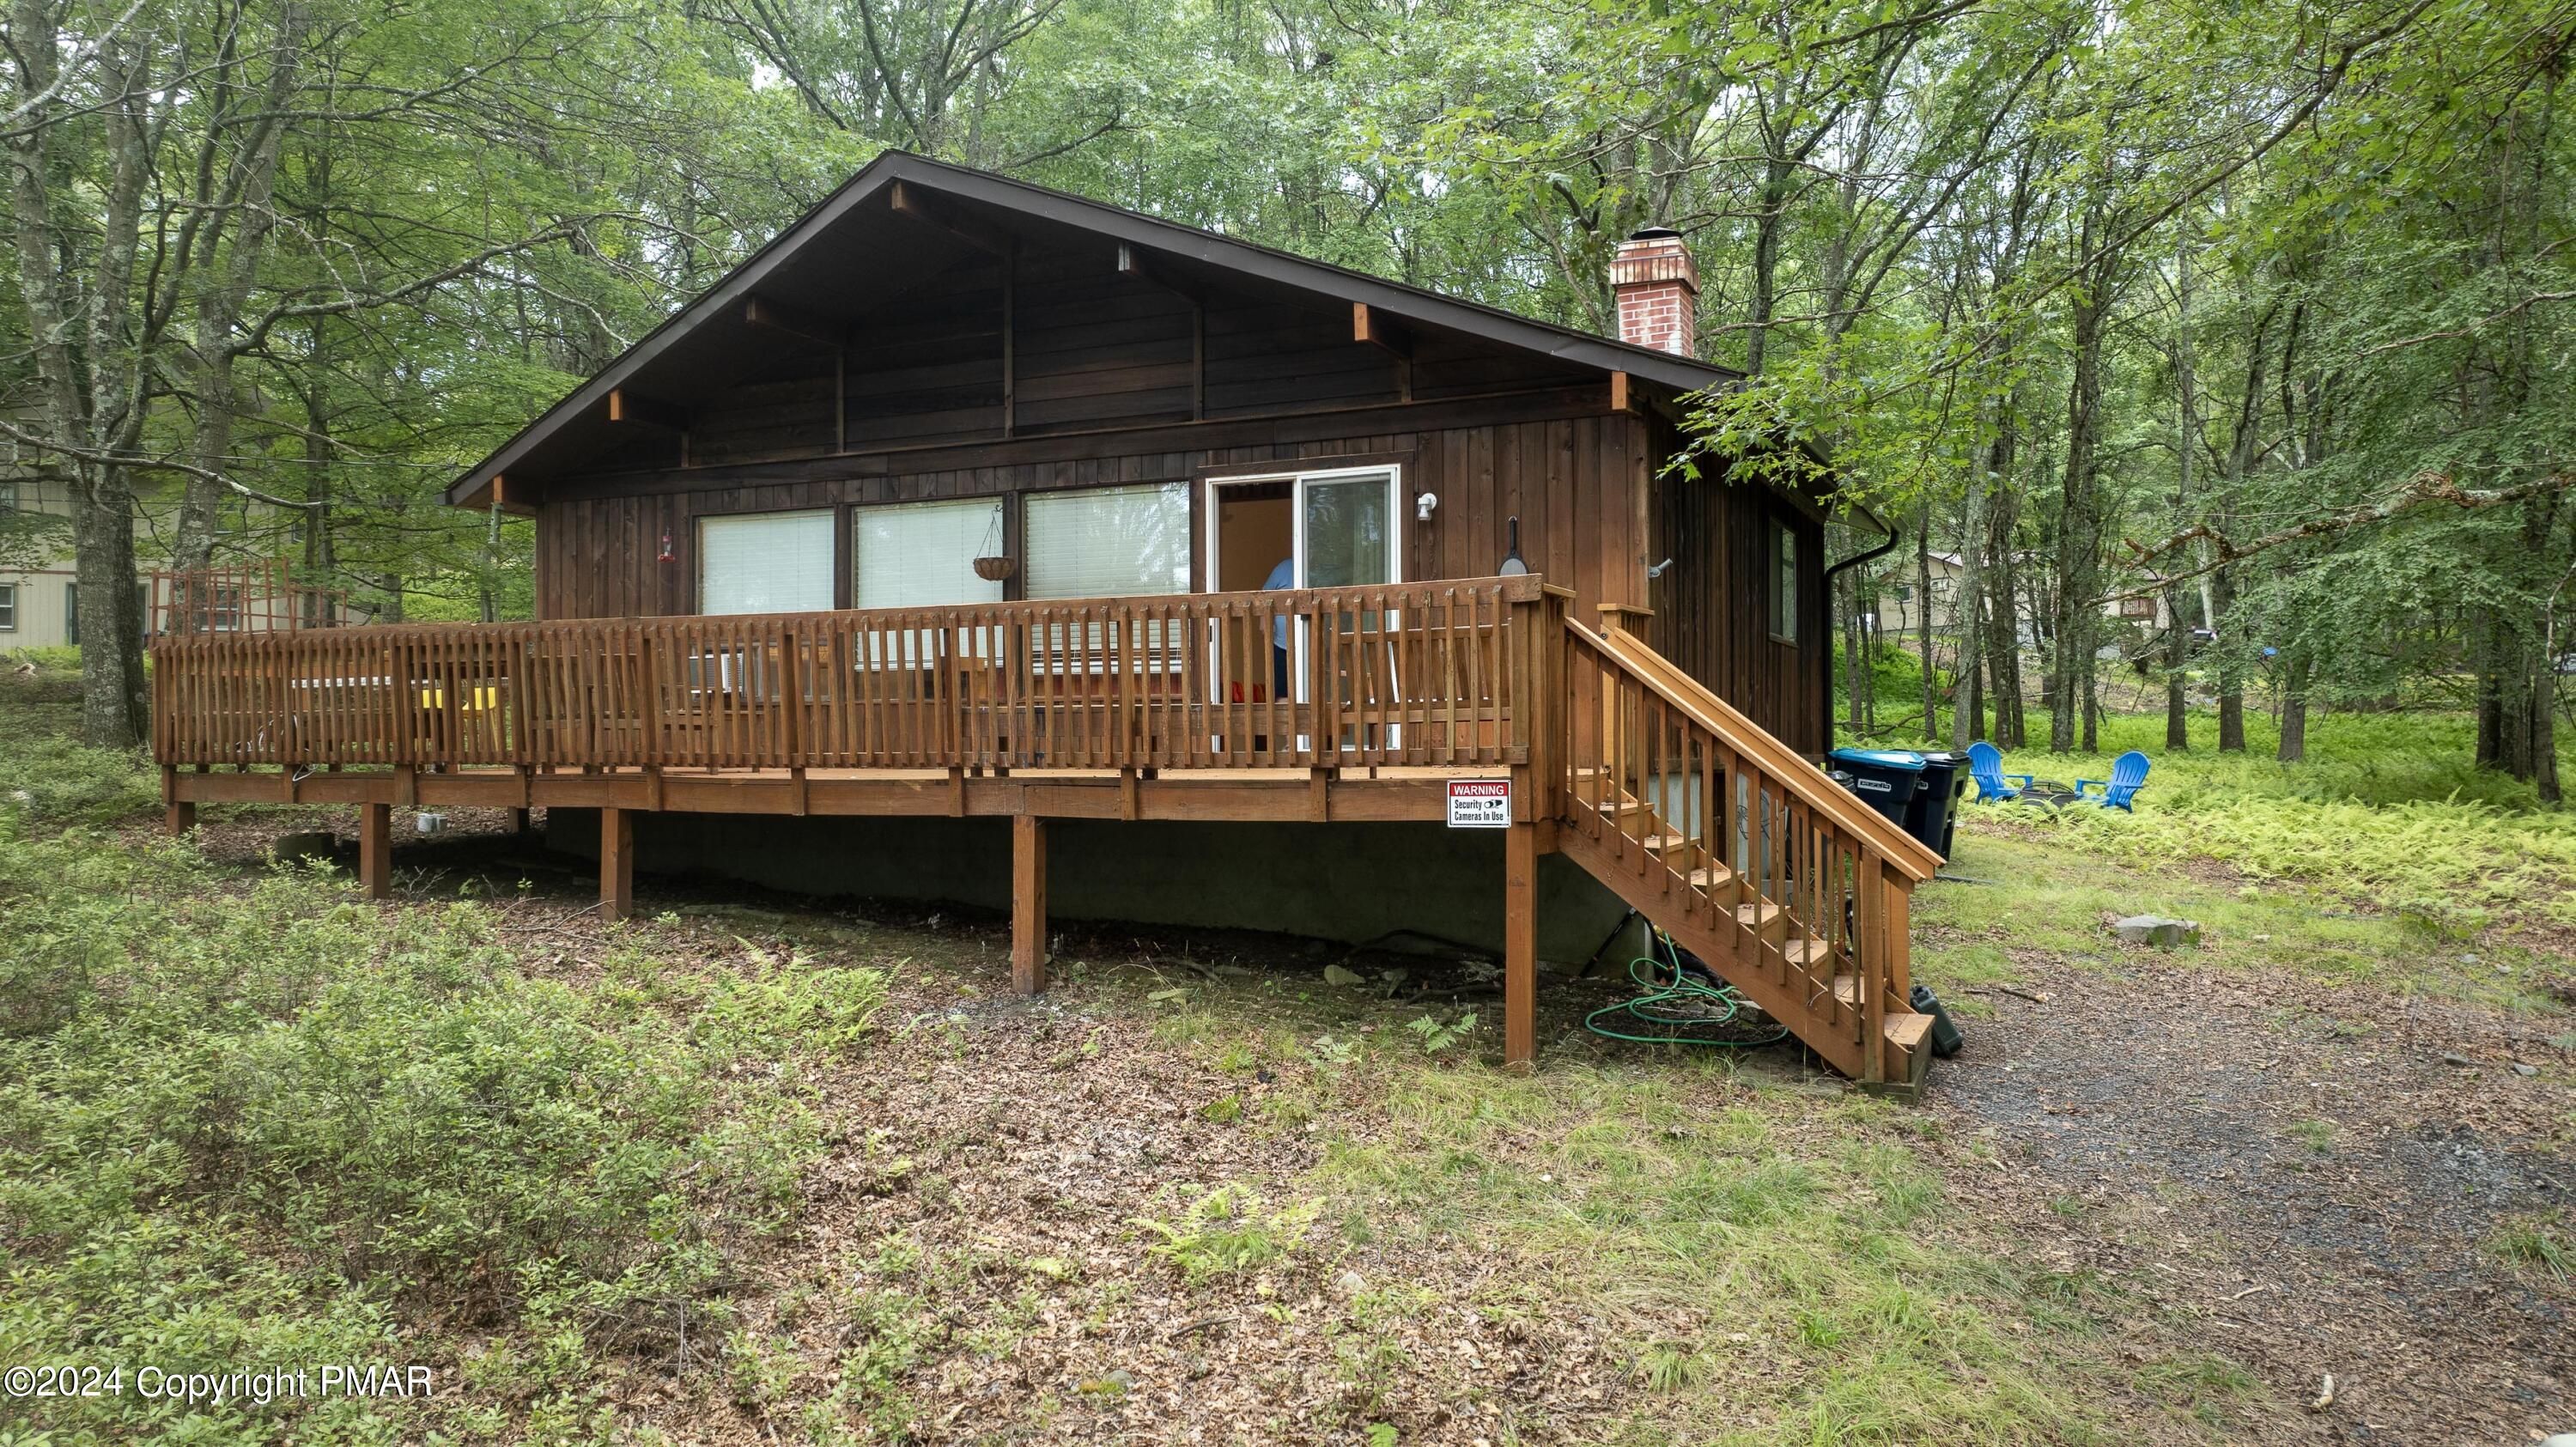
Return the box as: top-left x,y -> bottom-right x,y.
1445,779 -> 1512,828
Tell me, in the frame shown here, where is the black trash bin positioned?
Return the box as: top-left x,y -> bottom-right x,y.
1827,747 -> 1925,827
1910,751 -> 1968,858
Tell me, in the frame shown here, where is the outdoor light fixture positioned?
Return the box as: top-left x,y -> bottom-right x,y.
1415,491 -> 1438,521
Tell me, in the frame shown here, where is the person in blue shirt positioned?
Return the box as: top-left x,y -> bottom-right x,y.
1262,556 -> 1293,698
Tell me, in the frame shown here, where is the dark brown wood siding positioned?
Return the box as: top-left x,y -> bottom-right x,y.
525,258 -> 1825,754
536,406 -> 1653,638
1643,434 -> 1832,757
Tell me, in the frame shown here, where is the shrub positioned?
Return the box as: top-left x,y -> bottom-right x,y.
0,819 -> 885,1443
0,733 -> 157,824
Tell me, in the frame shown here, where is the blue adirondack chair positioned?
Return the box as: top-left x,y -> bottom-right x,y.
1966,741 -> 2032,802
2075,750 -> 2152,811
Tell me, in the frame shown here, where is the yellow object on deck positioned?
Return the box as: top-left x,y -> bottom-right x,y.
419,684 -> 502,711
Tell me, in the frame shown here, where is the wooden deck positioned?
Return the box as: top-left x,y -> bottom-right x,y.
164,761 -> 1501,821
152,574 -> 1946,1085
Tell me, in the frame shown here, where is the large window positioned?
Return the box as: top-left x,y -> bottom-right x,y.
700,509 -> 836,615
853,497 -> 1005,610
1024,483 -> 1189,600
1769,520 -> 1800,644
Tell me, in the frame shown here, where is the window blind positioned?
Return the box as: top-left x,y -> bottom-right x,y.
1024,483 -> 1189,600
700,509 -> 835,615
853,498 -> 1005,610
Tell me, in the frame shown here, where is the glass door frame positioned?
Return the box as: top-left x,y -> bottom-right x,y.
1202,464 -> 1405,750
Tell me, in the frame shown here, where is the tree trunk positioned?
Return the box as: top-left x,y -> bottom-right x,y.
74,467 -> 148,746
480,499 -> 503,624
4,7 -> 151,748
1950,435 -> 1990,751
2165,580 -> 2190,750
2215,562 -> 2245,751
2278,651 -> 2311,762
2082,646 -> 2099,752
1984,444 -> 2026,749
1917,508 -> 1938,741
2050,238 -> 2114,751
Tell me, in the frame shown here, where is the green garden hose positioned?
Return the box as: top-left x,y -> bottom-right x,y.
1583,931 -> 1791,1048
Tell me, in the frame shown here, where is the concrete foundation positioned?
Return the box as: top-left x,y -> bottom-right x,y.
545,810 -> 1635,964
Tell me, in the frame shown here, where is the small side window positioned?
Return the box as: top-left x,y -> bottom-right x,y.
1768,520 -> 1799,645
0,582 -> 15,630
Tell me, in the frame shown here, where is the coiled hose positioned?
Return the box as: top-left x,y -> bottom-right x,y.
1583,929 -> 1791,1047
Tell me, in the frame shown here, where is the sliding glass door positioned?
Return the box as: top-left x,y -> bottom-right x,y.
1204,465 -> 1401,751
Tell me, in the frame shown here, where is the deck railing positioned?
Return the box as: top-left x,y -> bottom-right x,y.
150,576 -> 1564,777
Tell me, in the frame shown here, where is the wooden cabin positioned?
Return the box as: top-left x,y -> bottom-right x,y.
150,154 -> 1941,1086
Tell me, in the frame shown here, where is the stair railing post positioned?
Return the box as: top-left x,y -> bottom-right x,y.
1885,872 -> 1912,1006
1856,848 -> 1888,1083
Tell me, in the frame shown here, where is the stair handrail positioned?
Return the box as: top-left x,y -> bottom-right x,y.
1571,623 -> 1942,884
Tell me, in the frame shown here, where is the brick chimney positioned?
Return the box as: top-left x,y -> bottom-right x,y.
1610,228 -> 1699,358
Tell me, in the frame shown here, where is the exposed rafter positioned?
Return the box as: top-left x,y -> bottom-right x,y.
744,295 -> 848,348
889,179 -> 1011,254
607,387 -> 690,432
1352,303 -> 1412,358
1115,240 -> 1205,306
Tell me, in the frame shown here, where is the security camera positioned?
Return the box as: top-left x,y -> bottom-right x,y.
1416,491 -> 1438,521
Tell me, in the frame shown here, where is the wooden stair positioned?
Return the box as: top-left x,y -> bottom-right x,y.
1556,627 -> 1945,1090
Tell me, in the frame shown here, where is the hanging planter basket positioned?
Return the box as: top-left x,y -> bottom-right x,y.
972,555 -> 1018,582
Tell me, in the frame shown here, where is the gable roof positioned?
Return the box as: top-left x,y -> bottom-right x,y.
446,151 -> 1742,508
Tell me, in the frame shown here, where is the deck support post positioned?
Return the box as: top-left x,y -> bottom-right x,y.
507,806 -> 530,835
165,801 -> 196,837
358,802 -> 392,900
1504,818 -> 1538,1071
1012,813 -> 1047,994
600,806 -> 635,921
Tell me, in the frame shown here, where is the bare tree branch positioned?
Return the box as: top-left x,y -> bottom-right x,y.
2103,470 -> 2576,601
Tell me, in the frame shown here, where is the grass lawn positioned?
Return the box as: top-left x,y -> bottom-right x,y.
2,652 -> 2570,1445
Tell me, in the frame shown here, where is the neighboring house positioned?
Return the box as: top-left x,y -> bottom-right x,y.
0,474 -> 141,649
1875,551 -> 1967,633
0,472 -> 353,648
150,155 -> 1943,1086
2103,568 -> 2176,632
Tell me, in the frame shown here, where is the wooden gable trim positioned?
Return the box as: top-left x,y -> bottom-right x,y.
446,152 -> 1743,509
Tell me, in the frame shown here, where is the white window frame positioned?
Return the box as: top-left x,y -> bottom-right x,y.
1200,464 -> 1405,596
1023,481 -> 1191,602
1024,482 -> 1191,678
0,581 -> 15,631
1769,520 -> 1800,646
849,496 -> 1007,668
697,507 -> 837,617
